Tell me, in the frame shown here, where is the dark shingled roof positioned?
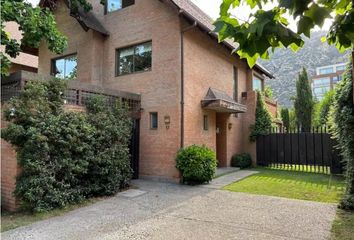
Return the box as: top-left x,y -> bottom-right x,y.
169,0 -> 273,79
201,88 -> 247,113
39,0 -> 109,36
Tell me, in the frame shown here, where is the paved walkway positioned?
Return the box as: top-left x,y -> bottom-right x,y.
2,171 -> 337,240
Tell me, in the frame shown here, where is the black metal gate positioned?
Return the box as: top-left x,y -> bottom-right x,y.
129,119 -> 140,179
256,127 -> 343,174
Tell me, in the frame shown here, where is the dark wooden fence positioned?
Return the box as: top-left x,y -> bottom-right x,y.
256,127 -> 343,174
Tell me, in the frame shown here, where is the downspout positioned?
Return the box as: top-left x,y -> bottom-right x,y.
180,15 -> 197,148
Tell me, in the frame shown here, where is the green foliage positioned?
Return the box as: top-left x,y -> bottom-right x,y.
176,145 -> 217,184
313,90 -> 335,126
216,0 -> 354,67
281,108 -> 290,131
264,85 -> 273,98
330,60 -> 354,210
1,80 -> 132,212
250,91 -> 272,141
0,0 -> 68,77
294,68 -> 314,130
231,153 -> 252,169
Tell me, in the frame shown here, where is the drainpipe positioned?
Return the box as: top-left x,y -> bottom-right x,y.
180,16 -> 197,149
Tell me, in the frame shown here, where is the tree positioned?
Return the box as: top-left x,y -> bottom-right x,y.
313,89 -> 335,126
249,91 -> 273,141
0,0 -> 70,77
215,0 -> 354,68
280,108 -> 290,131
330,60 -> 354,210
294,68 -> 314,130
264,85 -> 273,98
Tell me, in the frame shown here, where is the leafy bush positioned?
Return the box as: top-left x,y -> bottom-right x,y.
249,91 -> 272,141
176,145 -> 217,184
330,60 -> 354,210
231,153 -> 252,169
2,80 -> 132,212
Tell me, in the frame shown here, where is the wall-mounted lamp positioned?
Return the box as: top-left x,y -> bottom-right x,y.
164,115 -> 171,129
228,123 -> 233,130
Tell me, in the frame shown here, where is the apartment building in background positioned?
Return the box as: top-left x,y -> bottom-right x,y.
311,63 -> 346,100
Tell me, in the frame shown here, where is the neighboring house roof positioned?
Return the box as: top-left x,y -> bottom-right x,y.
1,22 -> 38,69
39,0 -> 109,36
169,0 -> 274,79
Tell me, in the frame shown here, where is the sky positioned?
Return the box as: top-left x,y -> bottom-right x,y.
28,0 -> 332,31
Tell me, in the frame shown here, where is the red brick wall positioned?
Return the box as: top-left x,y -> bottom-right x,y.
1,119 -> 20,212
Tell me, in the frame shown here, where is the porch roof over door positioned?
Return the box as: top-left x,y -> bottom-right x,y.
201,88 -> 247,113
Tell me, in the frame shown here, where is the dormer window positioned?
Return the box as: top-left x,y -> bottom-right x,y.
105,0 -> 135,13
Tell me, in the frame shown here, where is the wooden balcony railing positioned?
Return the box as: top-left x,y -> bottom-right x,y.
1,71 -> 141,112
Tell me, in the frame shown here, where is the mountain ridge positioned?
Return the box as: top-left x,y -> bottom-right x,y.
260,31 -> 350,107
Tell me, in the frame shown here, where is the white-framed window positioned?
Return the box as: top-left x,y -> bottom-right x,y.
313,77 -> 330,87
319,67 -> 334,75
336,65 -> 346,72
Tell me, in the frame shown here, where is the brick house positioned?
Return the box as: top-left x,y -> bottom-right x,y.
7,0 -> 277,182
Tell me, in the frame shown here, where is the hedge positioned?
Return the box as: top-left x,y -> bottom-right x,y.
2,80 -> 133,212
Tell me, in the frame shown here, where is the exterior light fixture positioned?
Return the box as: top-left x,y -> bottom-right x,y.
228,123 -> 233,130
164,115 -> 171,129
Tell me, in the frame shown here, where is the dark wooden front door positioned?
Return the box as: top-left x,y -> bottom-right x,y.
216,113 -> 228,167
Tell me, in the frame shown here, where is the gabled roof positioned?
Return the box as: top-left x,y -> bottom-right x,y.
201,88 -> 247,113
169,0 -> 274,79
39,0 -> 109,36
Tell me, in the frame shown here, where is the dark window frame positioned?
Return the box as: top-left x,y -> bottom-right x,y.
150,112 -> 158,130
51,53 -> 78,78
105,0 -> 135,14
233,66 -> 238,102
203,115 -> 209,131
115,41 -> 152,77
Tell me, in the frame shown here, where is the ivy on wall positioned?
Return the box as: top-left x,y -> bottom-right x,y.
330,60 -> 354,210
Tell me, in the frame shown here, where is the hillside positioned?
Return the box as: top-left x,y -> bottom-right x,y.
259,31 -> 350,107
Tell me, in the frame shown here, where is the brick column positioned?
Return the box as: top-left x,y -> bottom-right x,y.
1,120 -> 20,212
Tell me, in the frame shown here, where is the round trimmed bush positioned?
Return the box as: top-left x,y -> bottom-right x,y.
231,153 -> 252,169
176,145 -> 217,184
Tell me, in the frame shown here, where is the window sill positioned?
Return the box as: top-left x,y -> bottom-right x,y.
116,69 -> 152,78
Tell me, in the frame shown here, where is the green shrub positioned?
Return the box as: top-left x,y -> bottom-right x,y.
231,153 -> 252,169
1,80 -> 132,212
249,91 -> 272,141
176,145 -> 217,184
330,59 -> 354,210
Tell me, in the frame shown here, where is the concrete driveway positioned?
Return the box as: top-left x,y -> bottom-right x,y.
2,170 -> 337,240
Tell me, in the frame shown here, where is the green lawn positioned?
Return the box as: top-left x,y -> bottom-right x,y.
1,197 -> 103,232
330,210 -> 354,240
223,167 -> 345,203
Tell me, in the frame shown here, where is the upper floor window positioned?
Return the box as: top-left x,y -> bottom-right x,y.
51,54 -> 77,79
106,0 -> 135,13
313,77 -> 330,87
116,41 -> 152,76
252,76 -> 263,91
319,67 -> 333,75
336,65 -> 346,72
